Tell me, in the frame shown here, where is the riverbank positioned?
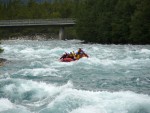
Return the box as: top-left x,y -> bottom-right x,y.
0,27 -> 77,40
1,33 -> 58,40
7,34 -> 56,40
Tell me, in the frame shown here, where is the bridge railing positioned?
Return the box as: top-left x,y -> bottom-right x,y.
0,18 -> 76,26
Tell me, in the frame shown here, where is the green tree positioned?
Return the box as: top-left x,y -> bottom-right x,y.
76,0 -> 150,44
130,0 -> 150,44
76,0 -> 116,43
6,0 -> 23,19
59,0 -> 74,18
96,0 -> 117,43
76,0 -> 98,42
0,2 -> 2,19
111,0 -> 133,44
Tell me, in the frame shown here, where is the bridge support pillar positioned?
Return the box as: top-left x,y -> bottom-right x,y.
59,26 -> 64,40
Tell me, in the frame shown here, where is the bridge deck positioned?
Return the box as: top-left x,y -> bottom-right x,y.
0,19 -> 75,27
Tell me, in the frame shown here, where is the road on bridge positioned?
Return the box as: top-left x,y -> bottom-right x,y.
0,19 -> 75,27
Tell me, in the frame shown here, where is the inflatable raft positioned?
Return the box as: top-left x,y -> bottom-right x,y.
60,48 -> 89,62
60,58 -> 75,62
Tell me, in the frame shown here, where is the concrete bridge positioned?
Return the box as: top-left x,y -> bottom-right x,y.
0,19 -> 76,39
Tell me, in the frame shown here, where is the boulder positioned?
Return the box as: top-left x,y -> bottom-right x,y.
0,58 -> 7,66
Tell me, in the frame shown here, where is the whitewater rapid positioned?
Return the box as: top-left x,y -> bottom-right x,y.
0,40 -> 150,113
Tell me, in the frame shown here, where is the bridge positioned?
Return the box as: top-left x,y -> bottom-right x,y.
0,19 -> 76,40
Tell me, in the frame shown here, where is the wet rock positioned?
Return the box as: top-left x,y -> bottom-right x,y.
0,58 -> 7,66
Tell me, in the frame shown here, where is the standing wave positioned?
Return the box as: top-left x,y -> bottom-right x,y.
0,79 -> 150,113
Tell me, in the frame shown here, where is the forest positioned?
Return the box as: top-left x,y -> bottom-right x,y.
0,0 -> 150,44
76,0 -> 150,44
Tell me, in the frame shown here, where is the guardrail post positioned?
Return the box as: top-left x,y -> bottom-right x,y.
59,26 -> 64,40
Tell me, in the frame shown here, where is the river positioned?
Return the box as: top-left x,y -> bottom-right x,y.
0,40 -> 150,113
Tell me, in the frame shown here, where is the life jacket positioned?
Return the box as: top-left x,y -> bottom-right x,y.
76,54 -> 81,60
72,51 -> 76,57
68,53 -> 74,60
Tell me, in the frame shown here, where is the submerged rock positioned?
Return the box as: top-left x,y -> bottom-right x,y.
0,58 -> 7,66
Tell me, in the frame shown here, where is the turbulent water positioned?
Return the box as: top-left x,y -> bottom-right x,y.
0,40 -> 150,113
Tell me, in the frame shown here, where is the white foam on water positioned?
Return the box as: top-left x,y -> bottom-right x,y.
19,48 -> 42,59
15,68 -> 60,77
1,78 -> 150,113
77,55 -> 146,68
51,60 -> 76,68
49,47 -> 64,53
25,81 -> 73,108
46,88 -> 150,113
30,61 -> 43,67
70,105 -> 106,113
1,42 -> 65,60
77,57 -> 120,66
3,79 -> 73,102
116,57 -> 139,66
140,49 -> 150,54
0,98 -> 31,113
92,46 -> 100,51
0,98 -> 15,112
20,48 -> 34,54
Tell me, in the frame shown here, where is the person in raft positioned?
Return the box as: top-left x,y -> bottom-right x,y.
60,48 -> 88,60
75,48 -> 89,60
60,52 -> 68,59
